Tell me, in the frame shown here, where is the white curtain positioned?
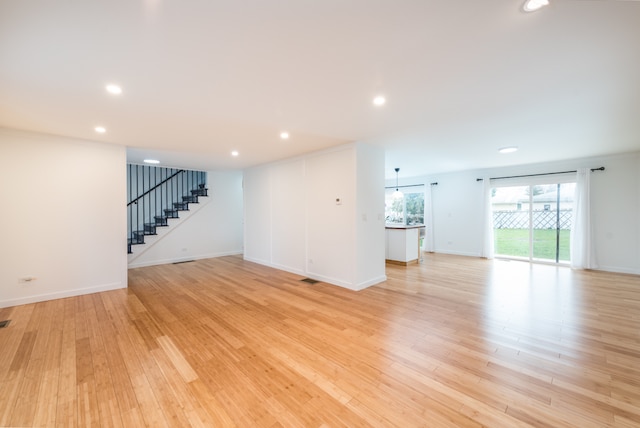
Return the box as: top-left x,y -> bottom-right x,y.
571,168 -> 596,269
424,184 -> 435,252
481,177 -> 494,259
480,177 -> 493,259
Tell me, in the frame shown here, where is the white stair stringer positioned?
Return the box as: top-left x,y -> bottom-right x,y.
127,196 -> 211,265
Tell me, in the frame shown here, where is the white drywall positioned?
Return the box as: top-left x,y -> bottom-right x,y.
588,154 -> 640,273
271,160 -> 306,274
244,165 -> 273,266
305,147 -> 357,286
127,170 -> 244,268
243,143 -> 387,290
0,128 -> 127,308
355,142 -> 386,288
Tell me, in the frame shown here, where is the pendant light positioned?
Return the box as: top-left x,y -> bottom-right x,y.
523,0 -> 549,12
393,168 -> 404,199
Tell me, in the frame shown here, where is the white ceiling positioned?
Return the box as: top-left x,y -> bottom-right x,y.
1,0 -> 639,179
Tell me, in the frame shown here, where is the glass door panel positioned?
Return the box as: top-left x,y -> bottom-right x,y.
532,183 -> 575,263
492,185 -> 531,259
532,184 -> 560,262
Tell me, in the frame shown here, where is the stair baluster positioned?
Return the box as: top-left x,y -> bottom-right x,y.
127,165 -> 207,254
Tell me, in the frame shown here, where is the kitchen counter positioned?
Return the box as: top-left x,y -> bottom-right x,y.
385,224 -> 425,265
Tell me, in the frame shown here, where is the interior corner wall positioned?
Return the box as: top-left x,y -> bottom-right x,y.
0,128 -> 127,308
127,170 -> 244,268
243,143 -> 386,290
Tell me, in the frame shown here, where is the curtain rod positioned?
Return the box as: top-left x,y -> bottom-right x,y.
476,167 -> 604,182
384,184 -> 427,189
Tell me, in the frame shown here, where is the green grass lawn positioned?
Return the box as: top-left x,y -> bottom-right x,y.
494,229 -> 570,261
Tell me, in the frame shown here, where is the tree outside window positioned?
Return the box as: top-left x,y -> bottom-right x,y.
385,186 -> 424,225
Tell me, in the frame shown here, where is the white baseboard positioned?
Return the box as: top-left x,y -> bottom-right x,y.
354,275 -> 387,291
243,257 -> 306,278
269,262 -> 306,277
591,265 -> 640,276
0,282 -> 126,309
434,249 -> 481,257
243,256 -> 383,291
304,271 -> 355,290
243,258 -> 346,288
128,250 -> 243,269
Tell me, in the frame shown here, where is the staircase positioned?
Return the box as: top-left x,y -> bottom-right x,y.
127,164 -> 208,254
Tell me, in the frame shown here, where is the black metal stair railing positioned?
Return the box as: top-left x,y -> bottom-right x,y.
127,164 -> 207,253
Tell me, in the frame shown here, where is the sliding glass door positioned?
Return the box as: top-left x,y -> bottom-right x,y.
492,182 -> 576,263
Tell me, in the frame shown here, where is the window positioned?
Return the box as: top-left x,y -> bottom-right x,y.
492,181 -> 576,263
385,185 -> 425,225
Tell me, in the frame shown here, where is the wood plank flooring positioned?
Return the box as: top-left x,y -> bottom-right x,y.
2,254 -> 640,427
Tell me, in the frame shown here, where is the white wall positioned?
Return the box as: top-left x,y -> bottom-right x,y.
271,160 -> 306,274
0,128 -> 127,308
244,165 -> 274,266
305,148 -> 357,286
397,152 -> 640,274
127,170 -> 244,268
431,170 -> 484,257
244,143 -> 386,290
589,154 -> 640,273
355,143 -> 386,287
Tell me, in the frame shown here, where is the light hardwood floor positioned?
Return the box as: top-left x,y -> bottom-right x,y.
2,254 -> 640,427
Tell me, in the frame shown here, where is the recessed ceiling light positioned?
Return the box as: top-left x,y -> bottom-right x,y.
280,132 -> 289,140
143,159 -> 160,164
373,96 -> 386,106
231,151 -> 239,157
523,0 -> 549,12
498,146 -> 518,154
94,126 -> 106,133
105,84 -> 122,95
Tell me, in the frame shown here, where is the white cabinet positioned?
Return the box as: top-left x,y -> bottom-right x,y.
385,226 -> 423,265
